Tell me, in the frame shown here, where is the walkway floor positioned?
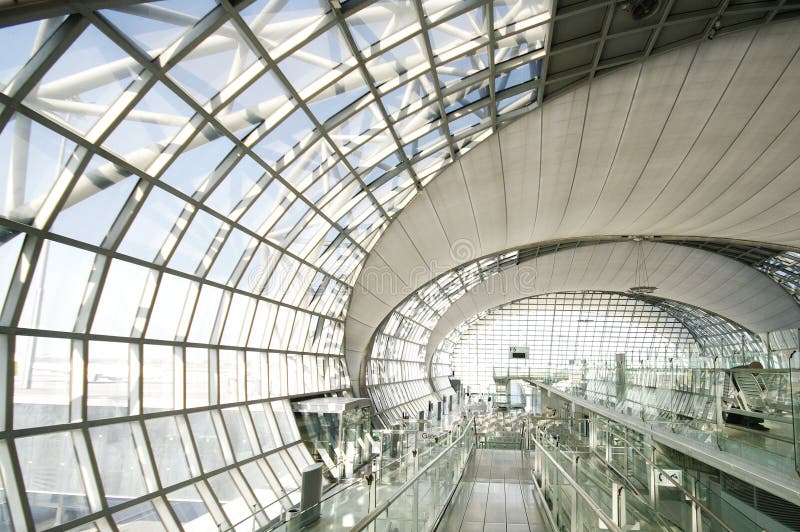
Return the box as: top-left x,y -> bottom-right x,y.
438,449 -> 546,532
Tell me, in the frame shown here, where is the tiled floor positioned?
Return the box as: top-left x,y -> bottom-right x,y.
438,449 -> 547,532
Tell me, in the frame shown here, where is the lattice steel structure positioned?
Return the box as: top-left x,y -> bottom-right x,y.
0,1 -> 554,530
1,0 -> 800,529
441,291 -> 761,393
366,250 -> 517,424
757,251 -> 800,306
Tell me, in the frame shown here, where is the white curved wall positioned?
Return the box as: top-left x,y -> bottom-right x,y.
423,242 -> 800,366
346,21 -> 800,388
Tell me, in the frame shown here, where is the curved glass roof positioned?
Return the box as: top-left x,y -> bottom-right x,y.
366,249 -> 518,422
0,1 -> 554,529
434,291 -> 764,394
365,238 -> 773,424
0,0 -> 550,240
0,0 -> 798,528
444,291 -> 701,392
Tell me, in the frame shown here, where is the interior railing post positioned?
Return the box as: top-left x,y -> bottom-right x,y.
612,482 -> 626,528
643,433 -> 657,507
689,475 -> 702,532
412,477 -> 419,532
714,356 -> 725,451
570,455 -> 579,532
789,337 -> 800,478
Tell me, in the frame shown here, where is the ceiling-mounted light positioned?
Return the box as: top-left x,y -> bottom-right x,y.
618,0 -> 662,21
629,236 -> 657,295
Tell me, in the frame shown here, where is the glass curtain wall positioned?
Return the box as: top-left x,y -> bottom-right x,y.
0,0 -> 554,530
366,251 -> 518,425
756,251 -> 800,305
440,292 -> 763,393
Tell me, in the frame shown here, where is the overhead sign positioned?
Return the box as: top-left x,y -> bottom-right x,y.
656,469 -> 683,487
509,346 -> 528,359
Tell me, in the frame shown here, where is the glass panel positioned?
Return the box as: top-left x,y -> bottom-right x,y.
144,416 -> 191,487
89,423 -> 147,505
167,484 -> 216,532
146,273 -> 195,341
0,115 -> 79,219
0,17 -> 65,88
13,336 -> 71,429
51,156 -> 138,246
24,25 -> 138,136
87,341 -> 130,420
188,411 -> 226,472
248,402 -> 282,450
18,241 -> 95,331
112,500 -> 165,530
207,471 -> 250,527
168,22 -> 256,105
143,344 -> 176,413
102,2 -> 217,59
117,186 -> 187,262
91,259 -> 153,336
102,81 -> 193,168
186,347 -> 210,408
221,407 -> 256,461
17,431 -> 92,530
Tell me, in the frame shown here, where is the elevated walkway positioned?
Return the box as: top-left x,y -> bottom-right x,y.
529,379 -> 800,508
230,375 -> 800,531
438,449 -> 546,531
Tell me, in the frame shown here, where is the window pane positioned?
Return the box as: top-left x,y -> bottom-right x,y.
144,417 -> 191,487
13,336 -> 71,429
187,411 -> 226,473
221,407 -> 255,461
112,500 -> 165,531
143,344 -> 176,413
87,341 -> 130,420
167,484 -> 216,532
17,432 -> 92,530
89,423 -> 148,505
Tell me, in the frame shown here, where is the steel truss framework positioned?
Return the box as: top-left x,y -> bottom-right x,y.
0,0 -> 555,530
0,0 -> 798,529
365,236 -> 788,427
436,290 -> 765,393
444,291 -> 701,392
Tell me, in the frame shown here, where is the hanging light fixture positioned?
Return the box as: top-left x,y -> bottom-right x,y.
629,236 -> 657,294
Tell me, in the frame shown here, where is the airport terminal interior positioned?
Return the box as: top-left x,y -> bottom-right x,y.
1,0 -> 800,530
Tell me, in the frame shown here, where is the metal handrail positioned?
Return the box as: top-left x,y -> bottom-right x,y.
224,427 -> 454,532
530,432 -> 624,532
349,416 -> 477,531
602,424 -> 738,532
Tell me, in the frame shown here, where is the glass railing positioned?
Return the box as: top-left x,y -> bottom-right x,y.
593,417 -> 765,531
531,417 -> 764,531
349,417 -> 477,531
222,415 -> 474,531
493,363 -> 800,478
528,431 -> 624,532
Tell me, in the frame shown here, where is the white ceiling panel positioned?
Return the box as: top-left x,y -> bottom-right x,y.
346,21 -> 800,383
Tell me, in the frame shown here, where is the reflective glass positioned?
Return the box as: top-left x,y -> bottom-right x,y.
17,432 -> 92,530
0,1 -> 559,528
89,423 -> 148,505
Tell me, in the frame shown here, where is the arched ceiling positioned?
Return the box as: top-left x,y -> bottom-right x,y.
435,290 -> 759,384
0,2 -> 798,530
422,241 -> 800,369
346,19 -> 800,386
